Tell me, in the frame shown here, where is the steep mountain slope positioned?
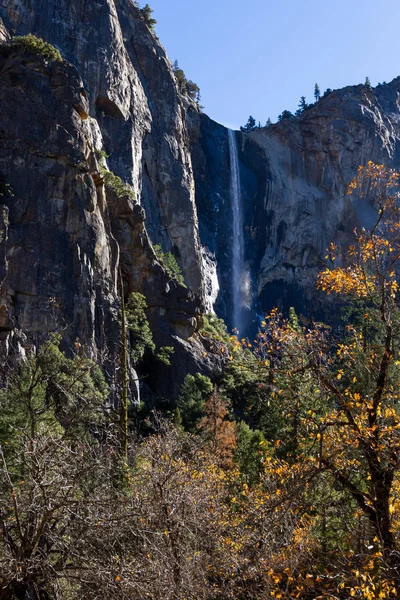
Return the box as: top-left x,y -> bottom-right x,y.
1,0 -> 400,390
0,3 -> 208,397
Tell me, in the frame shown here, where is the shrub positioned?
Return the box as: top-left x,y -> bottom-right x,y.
199,313 -> 229,343
172,60 -> 201,104
153,243 -> 185,285
1,34 -> 62,62
99,165 -> 135,201
96,149 -> 109,162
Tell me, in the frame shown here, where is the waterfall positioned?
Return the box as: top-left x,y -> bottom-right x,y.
228,129 -> 247,334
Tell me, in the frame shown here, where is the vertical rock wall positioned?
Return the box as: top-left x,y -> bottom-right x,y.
0,0 -> 204,297
188,79 -> 400,326
1,0 -> 400,365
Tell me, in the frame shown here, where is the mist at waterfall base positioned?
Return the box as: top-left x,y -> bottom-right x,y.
228,130 -> 253,337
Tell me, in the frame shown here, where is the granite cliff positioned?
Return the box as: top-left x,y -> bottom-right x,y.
0,0 -> 400,396
189,79 -> 400,328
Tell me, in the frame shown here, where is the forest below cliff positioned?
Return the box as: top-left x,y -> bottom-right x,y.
1,163 -> 400,600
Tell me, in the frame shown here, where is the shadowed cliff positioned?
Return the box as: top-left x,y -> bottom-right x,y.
1,1 -> 400,387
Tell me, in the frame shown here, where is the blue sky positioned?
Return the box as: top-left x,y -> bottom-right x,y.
146,0 -> 400,130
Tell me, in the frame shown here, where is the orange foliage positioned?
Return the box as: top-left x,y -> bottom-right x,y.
199,389 -> 237,469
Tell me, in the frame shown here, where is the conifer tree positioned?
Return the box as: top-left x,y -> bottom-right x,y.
314,83 -> 320,102
240,115 -> 257,132
299,96 -> 307,111
278,110 -> 294,121
140,3 -> 157,30
295,96 -> 307,116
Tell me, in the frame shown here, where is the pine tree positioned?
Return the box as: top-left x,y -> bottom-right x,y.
295,97 -> 307,116
299,96 -> 307,111
186,80 -> 200,102
177,373 -> 213,432
240,115 -> 256,133
314,83 -> 321,102
278,110 -> 294,122
140,4 -> 157,30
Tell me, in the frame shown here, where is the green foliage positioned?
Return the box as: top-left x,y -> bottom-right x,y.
314,82 -> 321,102
220,351 -> 282,440
99,165 -> 135,201
140,3 -> 157,30
126,292 -> 174,368
234,421 -> 265,484
0,334 -> 108,456
200,313 -> 230,343
126,292 -> 156,364
155,345 -> 174,366
309,474 -> 358,556
186,79 -> 201,103
278,109 -> 294,121
299,95 -> 307,111
240,115 -> 257,132
153,243 -> 185,285
1,34 -> 63,62
96,149 -> 109,162
177,373 -> 213,432
295,96 -> 309,116
365,76 -> 371,86
172,60 -> 201,104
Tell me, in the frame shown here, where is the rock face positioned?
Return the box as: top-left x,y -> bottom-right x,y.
1,0 -> 400,391
0,17 -> 9,42
0,49 -> 118,354
189,80 -> 400,327
0,0 -> 204,297
0,4 -> 206,398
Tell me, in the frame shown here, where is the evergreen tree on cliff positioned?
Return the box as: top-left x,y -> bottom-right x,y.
240,115 -> 257,132
278,110 -> 294,121
314,82 -> 321,102
140,4 -> 157,30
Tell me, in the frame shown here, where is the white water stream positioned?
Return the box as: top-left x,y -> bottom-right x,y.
228,129 -> 248,333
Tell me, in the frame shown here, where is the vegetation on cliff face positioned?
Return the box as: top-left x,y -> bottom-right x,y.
1,163 -> 400,598
153,244 -> 185,286
139,3 -> 157,31
172,60 -> 201,105
99,164 -> 135,202
239,82 -> 353,130
0,34 -> 62,61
